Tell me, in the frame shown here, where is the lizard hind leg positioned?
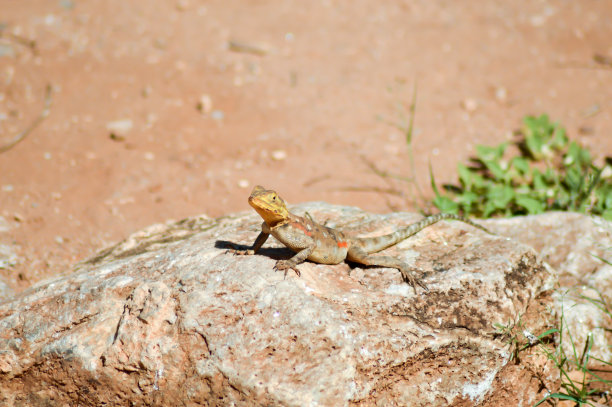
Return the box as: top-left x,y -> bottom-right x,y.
347,246 -> 428,292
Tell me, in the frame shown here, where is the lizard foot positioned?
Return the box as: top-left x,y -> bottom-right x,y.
400,269 -> 428,293
227,248 -> 255,256
274,260 -> 301,278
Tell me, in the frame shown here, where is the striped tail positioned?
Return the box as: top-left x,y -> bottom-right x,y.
359,213 -> 493,254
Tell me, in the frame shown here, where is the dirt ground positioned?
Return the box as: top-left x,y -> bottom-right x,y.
1,0 -> 611,292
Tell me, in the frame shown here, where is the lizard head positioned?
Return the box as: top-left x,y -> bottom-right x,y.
248,185 -> 290,226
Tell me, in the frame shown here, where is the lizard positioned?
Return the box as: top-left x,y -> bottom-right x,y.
233,185 -> 493,292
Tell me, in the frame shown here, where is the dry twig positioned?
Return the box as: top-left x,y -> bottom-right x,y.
0,84 -> 53,153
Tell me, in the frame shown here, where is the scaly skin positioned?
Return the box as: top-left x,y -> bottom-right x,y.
234,185 -> 494,291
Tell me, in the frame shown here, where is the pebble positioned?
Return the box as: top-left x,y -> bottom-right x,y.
238,179 -> 249,188
461,98 -> 478,112
142,85 -> 153,98
106,119 -> 133,137
495,87 -> 507,102
271,150 -> 287,161
211,110 -> 224,121
197,95 -> 213,114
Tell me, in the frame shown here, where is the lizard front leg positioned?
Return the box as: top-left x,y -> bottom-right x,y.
274,245 -> 314,277
347,246 -> 428,292
232,231 -> 269,255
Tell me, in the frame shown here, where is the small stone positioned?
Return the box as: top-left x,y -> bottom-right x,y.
106,119 -> 133,138
44,152 -> 52,160
211,110 -> 224,121
495,87 -> 507,102
142,86 -> 153,98
144,152 -> 155,161
461,98 -> 478,112
54,236 -> 64,244
2,185 -> 13,192
197,95 -> 213,114
271,150 -> 287,161
238,179 -> 249,188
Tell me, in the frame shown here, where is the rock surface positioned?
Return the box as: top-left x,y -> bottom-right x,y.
0,205 -> 609,406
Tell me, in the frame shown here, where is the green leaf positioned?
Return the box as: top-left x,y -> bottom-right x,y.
515,195 -> 545,214
564,166 -> 584,194
537,328 -> 559,339
433,196 -> 459,214
604,188 -> 612,209
458,164 -> 475,190
476,143 -> 507,162
533,393 -> 582,407
487,185 -> 514,207
482,160 -> 508,182
551,125 -> 568,150
532,169 -> 548,191
456,191 -> 479,214
429,162 -> 442,196
565,141 -> 591,169
511,156 -> 530,175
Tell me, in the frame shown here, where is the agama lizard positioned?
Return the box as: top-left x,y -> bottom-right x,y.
233,185 -> 493,291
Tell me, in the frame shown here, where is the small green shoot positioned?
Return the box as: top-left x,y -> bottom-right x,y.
370,81 -> 427,210
534,292 -> 612,406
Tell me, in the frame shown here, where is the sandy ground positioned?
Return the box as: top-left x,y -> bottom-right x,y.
1,0 -> 611,292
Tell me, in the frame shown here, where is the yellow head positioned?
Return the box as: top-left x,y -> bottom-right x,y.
248,185 -> 290,226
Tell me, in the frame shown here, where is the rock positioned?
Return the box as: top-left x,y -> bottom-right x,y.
486,212 -> 612,364
0,278 -> 12,300
0,206 -> 607,406
0,244 -> 18,270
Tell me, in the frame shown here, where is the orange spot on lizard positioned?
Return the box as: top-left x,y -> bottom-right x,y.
291,221 -> 312,236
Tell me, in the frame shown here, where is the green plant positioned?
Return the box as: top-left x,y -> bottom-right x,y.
431,114 -> 612,220
534,292 -> 612,406
493,314 -> 556,364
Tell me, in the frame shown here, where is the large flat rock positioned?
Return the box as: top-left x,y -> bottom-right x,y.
0,204 -> 590,406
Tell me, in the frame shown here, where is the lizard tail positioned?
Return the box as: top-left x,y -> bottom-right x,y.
358,213 -> 493,254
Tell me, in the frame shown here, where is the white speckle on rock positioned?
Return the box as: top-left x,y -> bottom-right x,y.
462,369 -> 498,402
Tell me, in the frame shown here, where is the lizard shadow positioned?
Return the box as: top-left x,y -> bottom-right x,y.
215,240 -> 294,260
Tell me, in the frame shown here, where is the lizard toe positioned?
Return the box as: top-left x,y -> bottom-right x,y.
274,260 -> 301,277
400,270 -> 428,293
